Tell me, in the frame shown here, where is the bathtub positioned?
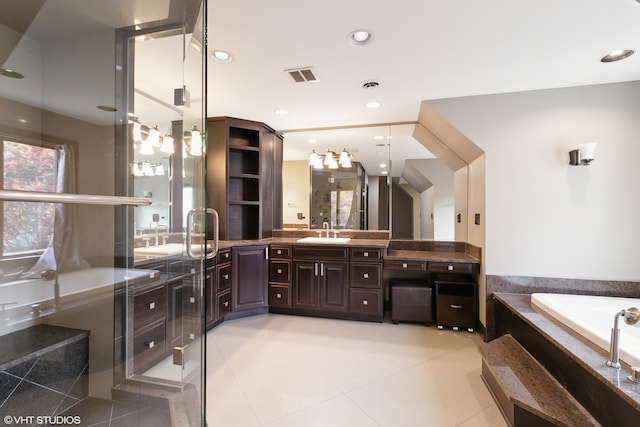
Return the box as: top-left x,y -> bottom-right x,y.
0,267 -> 158,335
531,293 -> 640,367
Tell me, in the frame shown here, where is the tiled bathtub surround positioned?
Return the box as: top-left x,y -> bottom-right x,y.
0,324 -> 89,419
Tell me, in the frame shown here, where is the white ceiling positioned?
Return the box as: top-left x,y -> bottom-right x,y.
2,1 -> 639,176
206,0 -> 640,173
207,0 -> 640,129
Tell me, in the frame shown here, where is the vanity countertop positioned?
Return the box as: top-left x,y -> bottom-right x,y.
385,249 -> 479,263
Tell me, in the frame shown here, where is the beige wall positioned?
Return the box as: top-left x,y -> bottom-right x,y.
282,160 -> 310,226
429,81 -> 640,283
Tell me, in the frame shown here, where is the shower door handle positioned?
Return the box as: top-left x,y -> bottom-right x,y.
186,208 -> 219,259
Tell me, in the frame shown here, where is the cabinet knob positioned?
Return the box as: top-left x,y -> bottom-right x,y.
450,304 -> 463,309
190,297 -> 196,304
189,333 -> 195,340
363,273 -> 369,279
146,340 -> 155,349
448,265 -> 454,271
149,302 -> 155,310
277,250 -> 282,255
364,252 -> 369,257
402,263 -> 408,269
223,301 -> 229,307
276,293 -> 282,299
223,274 -> 229,280
277,268 -> 282,274
363,299 -> 368,306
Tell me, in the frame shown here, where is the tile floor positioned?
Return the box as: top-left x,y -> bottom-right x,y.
205,314 -> 507,427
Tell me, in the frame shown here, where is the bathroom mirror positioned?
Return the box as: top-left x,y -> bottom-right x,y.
130,29 -> 186,235
282,124 -> 466,240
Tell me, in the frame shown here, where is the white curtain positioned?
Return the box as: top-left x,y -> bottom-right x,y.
23,144 -> 89,277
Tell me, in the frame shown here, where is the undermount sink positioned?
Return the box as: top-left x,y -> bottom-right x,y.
134,243 -> 184,256
296,237 -> 351,244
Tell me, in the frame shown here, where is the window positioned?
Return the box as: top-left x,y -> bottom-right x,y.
1,139 -> 57,256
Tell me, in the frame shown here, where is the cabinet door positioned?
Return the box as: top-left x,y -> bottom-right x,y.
293,261 -> 320,310
232,245 -> 268,311
320,261 -> 349,312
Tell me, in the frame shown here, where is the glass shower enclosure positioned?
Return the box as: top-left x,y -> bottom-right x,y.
0,1 -> 208,425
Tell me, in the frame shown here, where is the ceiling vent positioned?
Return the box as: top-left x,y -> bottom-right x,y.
361,80 -> 380,90
285,67 -> 318,83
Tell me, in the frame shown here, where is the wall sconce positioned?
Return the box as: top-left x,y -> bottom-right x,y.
569,142 -> 598,166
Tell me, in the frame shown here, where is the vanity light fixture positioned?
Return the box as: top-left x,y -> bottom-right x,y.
148,125 -> 161,148
274,109 -> 289,115
189,126 -> 203,156
339,149 -> 352,168
160,133 -> 175,154
309,149 -> 353,169
569,142 -> 598,165
154,164 -> 165,176
132,118 -> 144,143
365,101 -> 381,109
139,138 -> 155,155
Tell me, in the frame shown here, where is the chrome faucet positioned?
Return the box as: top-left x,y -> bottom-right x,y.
41,269 -> 61,309
154,224 -> 169,246
322,221 -> 331,238
606,306 -> 639,368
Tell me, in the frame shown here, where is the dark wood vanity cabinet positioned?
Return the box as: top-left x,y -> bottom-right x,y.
207,117 -> 283,241
269,245 -> 292,308
206,248 -> 232,329
292,245 -> 349,313
349,248 -> 384,321
232,244 -> 268,312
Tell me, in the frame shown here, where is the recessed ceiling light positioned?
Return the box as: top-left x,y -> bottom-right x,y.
381,170 -> 388,175
1,68 -> 24,79
379,163 -> 387,168
365,101 -> 381,109
347,29 -> 374,46
308,139 -> 317,143
274,109 -> 289,115
97,105 -> 117,112
373,135 -> 384,140
600,49 -> 634,62
211,50 -> 233,63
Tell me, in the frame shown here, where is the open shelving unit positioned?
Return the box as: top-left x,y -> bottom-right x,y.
207,116 -> 282,241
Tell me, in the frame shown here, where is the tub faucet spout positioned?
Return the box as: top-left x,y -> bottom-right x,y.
41,269 -> 61,309
606,307 -> 640,368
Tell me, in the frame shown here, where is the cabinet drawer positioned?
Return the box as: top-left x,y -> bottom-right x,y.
428,262 -> 479,274
293,245 -> 348,260
350,248 -> 383,260
133,318 -> 166,372
216,290 -> 231,319
269,284 -> 291,308
349,289 -> 383,316
217,248 -> 232,263
436,295 -> 476,329
349,262 -> 382,288
134,285 -> 166,329
217,264 -> 232,291
269,260 -> 291,283
269,245 -> 291,259
383,259 -> 427,271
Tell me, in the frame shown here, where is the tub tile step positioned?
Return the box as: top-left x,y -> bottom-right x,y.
481,334 -> 600,427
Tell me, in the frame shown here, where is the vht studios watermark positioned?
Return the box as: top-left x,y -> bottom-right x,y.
3,415 -> 82,425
